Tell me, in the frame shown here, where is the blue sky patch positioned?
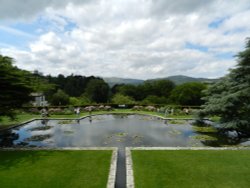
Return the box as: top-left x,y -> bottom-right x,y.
208,17 -> 228,29
185,42 -> 208,52
0,24 -> 37,49
10,22 -> 40,36
64,19 -> 77,32
224,27 -> 246,35
36,15 -> 78,33
215,52 -> 234,60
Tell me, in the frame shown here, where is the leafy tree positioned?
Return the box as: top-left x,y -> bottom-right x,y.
111,84 -> 125,94
117,84 -> 140,100
29,71 -> 55,97
51,89 -> 70,105
170,82 -> 206,105
137,82 -> 153,100
69,96 -> 91,106
115,79 -> 175,102
0,55 -> 33,119
200,38 -> 250,136
52,74 -> 66,91
79,95 -> 91,105
63,75 -> 89,97
149,80 -> 175,98
84,79 -> 109,103
111,94 -> 135,104
69,97 -> 82,106
142,95 -> 168,104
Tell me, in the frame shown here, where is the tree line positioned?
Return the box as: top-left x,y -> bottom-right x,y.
0,55 -> 208,110
111,80 -> 206,106
32,72 -> 110,105
30,72 -> 208,106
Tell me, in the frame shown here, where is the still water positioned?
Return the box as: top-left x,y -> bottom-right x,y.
0,114 -> 247,147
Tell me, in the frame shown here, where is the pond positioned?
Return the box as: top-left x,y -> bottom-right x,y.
0,114 -> 248,148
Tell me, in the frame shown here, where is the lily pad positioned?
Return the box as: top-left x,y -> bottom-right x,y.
190,135 -> 218,141
132,134 -> 143,144
168,120 -> 187,124
115,132 -> 127,137
25,134 -> 51,141
29,126 -> 52,131
116,139 -> 124,142
168,129 -> 182,136
58,120 -> 74,124
192,126 -> 217,133
63,131 -> 74,134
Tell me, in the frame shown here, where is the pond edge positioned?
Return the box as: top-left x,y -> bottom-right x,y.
0,112 -> 208,132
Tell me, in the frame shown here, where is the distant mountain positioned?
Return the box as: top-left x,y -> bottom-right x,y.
104,75 -> 218,87
148,75 -> 218,85
103,77 -> 144,87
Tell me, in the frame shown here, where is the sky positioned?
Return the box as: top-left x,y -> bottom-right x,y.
0,0 -> 250,79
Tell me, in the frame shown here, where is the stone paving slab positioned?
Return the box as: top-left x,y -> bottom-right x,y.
126,147 -> 134,188
128,146 -> 250,150
107,148 -> 118,188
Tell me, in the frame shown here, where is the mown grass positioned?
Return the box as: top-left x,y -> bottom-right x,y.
0,113 -> 40,129
132,150 -> 250,188
0,150 -> 112,188
0,109 -> 194,130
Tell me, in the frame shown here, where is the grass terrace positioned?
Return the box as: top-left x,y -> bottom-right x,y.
132,150 -> 250,188
0,150 -> 112,188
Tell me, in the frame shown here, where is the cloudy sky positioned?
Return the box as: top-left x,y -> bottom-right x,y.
0,0 -> 249,79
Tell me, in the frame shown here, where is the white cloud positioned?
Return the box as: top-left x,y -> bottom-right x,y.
0,0 -> 249,79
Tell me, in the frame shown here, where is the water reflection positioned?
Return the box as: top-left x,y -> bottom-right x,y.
89,116 -> 92,123
0,131 -> 19,147
0,114 -> 249,148
41,119 -> 49,126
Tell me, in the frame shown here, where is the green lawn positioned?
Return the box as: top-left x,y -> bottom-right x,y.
0,113 -> 89,129
132,150 -> 250,188
0,150 -> 112,188
0,109 -> 193,129
0,114 -> 40,129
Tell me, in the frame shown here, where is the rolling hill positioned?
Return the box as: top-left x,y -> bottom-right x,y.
103,77 -> 144,87
148,75 -> 219,85
103,75 -> 218,86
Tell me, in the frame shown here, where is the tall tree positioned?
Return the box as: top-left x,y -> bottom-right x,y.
200,38 -> 250,136
117,84 -> 139,100
63,75 -> 88,97
150,79 -> 175,98
51,89 -> 70,105
84,78 -> 110,103
0,55 -> 33,119
111,94 -> 135,104
170,82 -> 206,106
31,71 -> 55,92
115,79 -> 175,102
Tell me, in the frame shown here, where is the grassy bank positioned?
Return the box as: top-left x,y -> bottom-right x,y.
0,150 -> 112,188
0,109 -> 194,129
132,150 -> 250,188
